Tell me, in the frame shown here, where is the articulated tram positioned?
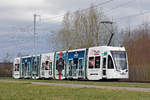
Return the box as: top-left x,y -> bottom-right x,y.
13,46 -> 128,80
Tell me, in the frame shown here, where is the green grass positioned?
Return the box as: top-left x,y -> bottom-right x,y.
1,78 -> 150,88
0,81 -> 150,100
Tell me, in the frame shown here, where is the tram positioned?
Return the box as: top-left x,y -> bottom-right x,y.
13,46 -> 129,80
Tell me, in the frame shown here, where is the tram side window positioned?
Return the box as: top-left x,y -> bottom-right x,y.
42,63 -> 45,70
79,59 -> 83,69
15,64 -> 19,71
49,62 -> 52,75
95,56 -> 100,68
103,58 -> 106,68
89,57 -> 94,69
108,55 -> 114,69
45,61 -> 49,70
49,62 -> 52,70
25,62 -> 27,71
73,58 -> 78,69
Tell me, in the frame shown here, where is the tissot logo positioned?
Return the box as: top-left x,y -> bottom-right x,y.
90,50 -> 100,55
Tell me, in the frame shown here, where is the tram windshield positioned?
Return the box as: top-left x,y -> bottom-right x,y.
111,51 -> 127,70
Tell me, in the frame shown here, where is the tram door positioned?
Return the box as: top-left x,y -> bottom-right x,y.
24,62 -> 27,77
41,62 -> 45,76
78,59 -> 83,78
22,63 -> 25,77
41,61 -> 52,78
102,57 -> 107,78
68,58 -> 78,78
32,56 -> 40,79
49,61 -> 52,76
68,60 -> 72,77
25,62 -> 30,77
72,58 -> 78,78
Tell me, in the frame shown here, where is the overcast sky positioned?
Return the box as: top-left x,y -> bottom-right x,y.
0,0 -> 150,61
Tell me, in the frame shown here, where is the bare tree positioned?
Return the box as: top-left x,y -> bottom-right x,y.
53,5 -> 115,50
123,22 -> 150,81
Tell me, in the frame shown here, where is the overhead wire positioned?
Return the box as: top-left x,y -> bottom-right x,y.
104,0 -> 134,14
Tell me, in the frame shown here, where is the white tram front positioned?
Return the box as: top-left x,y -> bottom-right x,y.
87,46 -> 128,80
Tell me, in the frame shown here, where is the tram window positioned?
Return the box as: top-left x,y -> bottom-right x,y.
79,59 -> 83,69
49,62 -> 52,75
69,60 -> 72,76
42,63 -> 45,70
22,64 -> 25,75
34,61 -> 37,71
15,64 -> 19,71
108,55 -> 114,69
25,62 -> 27,68
95,56 -> 100,68
89,57 -> 94,69
27,63 -> 29,71
27,63 -> 30,75
45,61 -> 49,70
49,62 -> 52,70
103,58 -> 106,68
73,58 -> 78,69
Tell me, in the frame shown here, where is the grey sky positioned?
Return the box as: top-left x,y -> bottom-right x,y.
0,0 -> 150,61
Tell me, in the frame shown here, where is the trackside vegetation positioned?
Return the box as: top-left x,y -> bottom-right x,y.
0,81 -> 150,100
1,78 -> 150,88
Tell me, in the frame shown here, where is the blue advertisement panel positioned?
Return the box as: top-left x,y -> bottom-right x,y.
67,49 -> 86,79
21,56 -> 32,78
55,51 -> 66,79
